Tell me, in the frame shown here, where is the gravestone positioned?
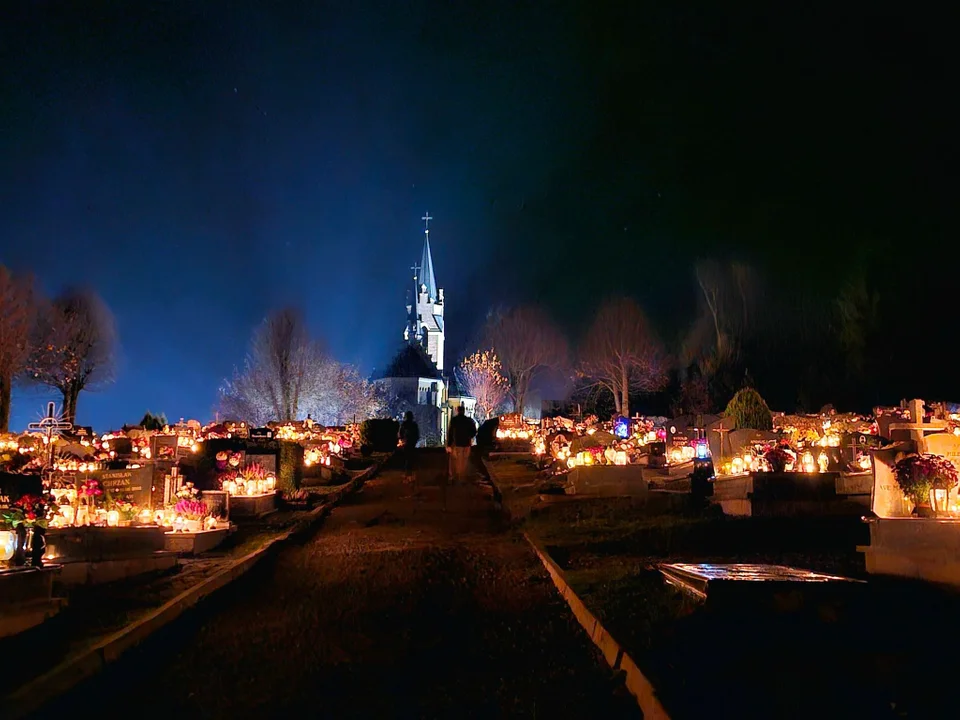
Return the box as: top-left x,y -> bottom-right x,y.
98,466 -> 154,508
0,473 -> 43,509
870,442 -> 915,517
921,432 -> 960,470
246,453 -> 277,475
566,465 -> 648,499
727,429 -> 779,456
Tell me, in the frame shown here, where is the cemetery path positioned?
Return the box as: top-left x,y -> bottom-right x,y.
45,449 -> 637,719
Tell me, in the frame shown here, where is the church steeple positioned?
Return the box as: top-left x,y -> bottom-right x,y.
402,212 -> 445,372
418,212 -> 438,301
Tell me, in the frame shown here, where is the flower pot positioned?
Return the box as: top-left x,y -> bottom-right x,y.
913,498 -> 936,518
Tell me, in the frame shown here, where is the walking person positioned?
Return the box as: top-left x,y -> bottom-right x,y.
398,411 -> 420,497
446,405 -> 477,485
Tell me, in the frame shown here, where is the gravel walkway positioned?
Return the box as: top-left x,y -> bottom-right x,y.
43,450 -> 637,719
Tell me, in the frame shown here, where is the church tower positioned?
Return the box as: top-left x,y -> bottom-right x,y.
403,213 -> 445,371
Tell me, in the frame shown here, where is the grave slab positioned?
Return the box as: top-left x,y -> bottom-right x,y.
565,465 -> 648,499
659,562 -> 866,613
229,491 -> 278,518
164,527 -> 231,554
0,566 -> 67,638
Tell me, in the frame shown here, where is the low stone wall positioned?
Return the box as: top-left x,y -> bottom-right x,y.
712,472 -> 866,517
229,492 -> 277,518
860,517 -> 960,588
45,526 -> 167,563
164,528 -> 231,555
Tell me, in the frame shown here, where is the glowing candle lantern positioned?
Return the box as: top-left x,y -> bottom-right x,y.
567,457 -> 576,469
743,453 -> 754,469
139,508 -> 153,525
107,510 -> 120,527
731,457 -> 744,475
0,530 -> 16,562
223,480 -> 236,495
604,447 -> 617,464
614,450 -> 628,466
801,451 -> 816,473
265,475 -> 276,492
60,505 -> 75,525
858,454 -> 871,471
817,452 -> 829,473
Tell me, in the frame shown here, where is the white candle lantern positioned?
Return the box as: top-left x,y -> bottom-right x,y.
107,510 -> 120,527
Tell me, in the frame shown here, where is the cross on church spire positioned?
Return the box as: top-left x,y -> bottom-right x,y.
422,212 -> 433,235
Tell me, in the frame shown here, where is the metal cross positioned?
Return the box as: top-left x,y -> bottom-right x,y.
411,263 -> 421,281
421,212 -> 432,234
27,402 -> 74,474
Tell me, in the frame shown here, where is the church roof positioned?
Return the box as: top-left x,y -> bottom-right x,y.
379,343 -> 442,380
418,235 -> 438,301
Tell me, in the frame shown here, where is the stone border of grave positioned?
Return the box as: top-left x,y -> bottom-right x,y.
2,462 -> 382,720
523,532 -> 670,719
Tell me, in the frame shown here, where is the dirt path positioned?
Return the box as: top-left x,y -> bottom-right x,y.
44,450 -> 637,719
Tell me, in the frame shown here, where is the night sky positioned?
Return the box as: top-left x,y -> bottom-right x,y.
1,2 -> 954,429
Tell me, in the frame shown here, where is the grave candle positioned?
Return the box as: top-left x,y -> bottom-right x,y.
107,510 -> 120,527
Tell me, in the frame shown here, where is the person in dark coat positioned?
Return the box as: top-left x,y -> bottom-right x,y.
398,411 -> 420,491
446,405 -> 477,484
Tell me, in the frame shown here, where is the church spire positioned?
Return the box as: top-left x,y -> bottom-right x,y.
419,212 -> 438,301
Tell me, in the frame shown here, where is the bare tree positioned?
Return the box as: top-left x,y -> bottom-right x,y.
694,259 -> 756,367
455,350 -> 510,420
0,266 -> 37,430
578,297 -> 668,418
483,306 -> 568,419
27,288 -> 116,423
309,362 -> 385,426
220,308 -> 326,424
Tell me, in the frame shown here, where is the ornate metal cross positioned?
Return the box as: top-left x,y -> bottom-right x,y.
27,402 -> 74,475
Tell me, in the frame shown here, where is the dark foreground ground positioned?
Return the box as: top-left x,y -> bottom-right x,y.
492,457 -> 960,719
39,450 -> 637,719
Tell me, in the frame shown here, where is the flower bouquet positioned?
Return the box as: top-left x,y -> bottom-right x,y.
764,446 -> 792,473
175,482 -> 200,501
894,453 -> 959,517
173,499 -> 208,532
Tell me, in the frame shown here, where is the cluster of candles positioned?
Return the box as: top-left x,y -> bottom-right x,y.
496,428 -> 531,440
304,447 -> 332,467
220,475 -> 277,496
667,445 -> 697,464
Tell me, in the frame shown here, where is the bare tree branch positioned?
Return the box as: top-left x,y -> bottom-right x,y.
482,306 -> 568,419
578,297 -> 668,417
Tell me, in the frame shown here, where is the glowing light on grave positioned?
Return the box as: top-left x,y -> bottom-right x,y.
818,452 -> 829,473
107,510 -> 120,527
0,530 -> 16,561
801,451 -> 816,473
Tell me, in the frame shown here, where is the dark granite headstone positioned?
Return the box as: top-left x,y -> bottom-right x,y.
97,466 -> 153,508
0,473 -> 43,509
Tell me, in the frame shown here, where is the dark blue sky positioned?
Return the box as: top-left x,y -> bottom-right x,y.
1,2 -> 954,428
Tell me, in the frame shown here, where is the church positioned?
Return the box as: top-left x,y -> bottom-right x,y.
376,214 -> 475,444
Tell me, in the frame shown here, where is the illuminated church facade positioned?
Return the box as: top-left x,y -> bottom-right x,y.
376,214 -> 475,443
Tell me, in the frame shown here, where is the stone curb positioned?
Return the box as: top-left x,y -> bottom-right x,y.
3,461 -> 381,719
523,532 -> 671,720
